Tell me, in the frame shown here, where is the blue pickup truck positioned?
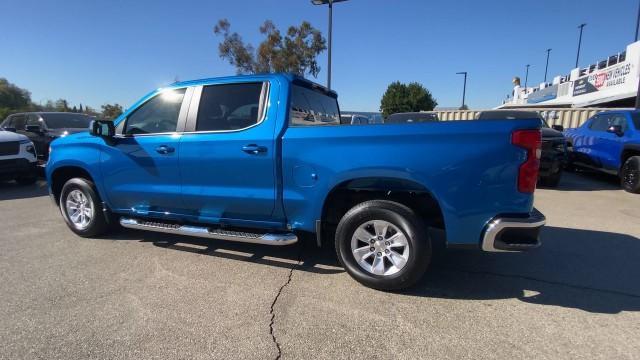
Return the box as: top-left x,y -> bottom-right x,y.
46,74 -> 545,290
565,110 -> 640,193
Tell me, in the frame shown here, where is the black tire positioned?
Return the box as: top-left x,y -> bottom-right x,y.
620,156 -> 640,194
539,169 -> 562,188
59,178 -> 110,237
15,175 -> 37,185
335,200 -> 431,291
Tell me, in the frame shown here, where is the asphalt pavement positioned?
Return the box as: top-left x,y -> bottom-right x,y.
1,171 -> 639,359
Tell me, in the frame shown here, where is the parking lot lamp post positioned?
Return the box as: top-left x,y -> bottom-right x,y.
311,0 -> 349,90
544,48 -> 552,83
636,0 -> 640,41
524,64 -> 530,89
576,23 -> 587,68
456,72 -> 468,109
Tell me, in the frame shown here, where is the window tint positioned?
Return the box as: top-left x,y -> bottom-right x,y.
196,82 -> 265,132
26,114 -> 41,126
631,112 -> 640,130
290,85 -> 340,125
124,88 -> 186,135
589,115 -> 610,132
610,115 -> 628,132
41,113 -> 92,129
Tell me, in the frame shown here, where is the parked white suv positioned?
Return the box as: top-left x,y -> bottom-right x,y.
0,128 -> 38,184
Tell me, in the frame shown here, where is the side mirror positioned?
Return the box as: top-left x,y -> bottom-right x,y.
552,124 -> 564,132
90,120 -> 115,138
607,125 -> 624,136
25,124 -> 42,133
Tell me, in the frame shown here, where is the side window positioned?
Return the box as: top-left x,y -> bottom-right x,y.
12,115 -> 26,131
589,115 -> 610,132
289,85 -> 340,126
26,114 -> 41,127
610,115 -> 628,132
124,88 -> 186,135
2,116 -> 14,128
195,82 -> 265,132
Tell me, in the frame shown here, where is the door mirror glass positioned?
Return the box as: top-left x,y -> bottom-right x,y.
90,120 -> 115,138
551,124 -> 564,132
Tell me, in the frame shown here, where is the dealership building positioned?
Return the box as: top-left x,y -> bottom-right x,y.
500,41 -> 640,109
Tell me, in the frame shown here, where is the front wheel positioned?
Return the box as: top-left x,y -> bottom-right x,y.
335,200 -> 431,291
59,178 -> 110,237
621,156 -> 640,194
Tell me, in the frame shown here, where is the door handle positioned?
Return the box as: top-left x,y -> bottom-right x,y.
155,145 -> 175,154
242,144 -> 267,155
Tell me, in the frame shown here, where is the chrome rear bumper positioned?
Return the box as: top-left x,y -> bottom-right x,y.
481,209 -> 546,252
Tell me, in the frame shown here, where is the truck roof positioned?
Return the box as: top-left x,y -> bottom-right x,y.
171,73 -> 337,98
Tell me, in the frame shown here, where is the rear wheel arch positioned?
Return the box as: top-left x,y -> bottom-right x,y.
319,177 -> 445,243
621,145 -> 640,168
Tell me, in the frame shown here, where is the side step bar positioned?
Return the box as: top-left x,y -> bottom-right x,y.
119,218 -> 297,246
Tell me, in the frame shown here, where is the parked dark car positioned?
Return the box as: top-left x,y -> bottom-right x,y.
476,110 -> 567,187
385,112 -> 439,124
1,112 -> 94,162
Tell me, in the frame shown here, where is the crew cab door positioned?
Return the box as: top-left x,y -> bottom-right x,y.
100,87 -> 191,215
178,81 -> 278,226
595,113 -> 628,171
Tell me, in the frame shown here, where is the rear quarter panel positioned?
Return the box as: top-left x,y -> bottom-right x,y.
282,119 -> 540,246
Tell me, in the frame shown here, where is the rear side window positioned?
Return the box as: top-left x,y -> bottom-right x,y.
196,82 -> 265,132
290,85 -> 340,126
8,115 -> 26,130
631,113 -> 640,130
125,88 -> 186,135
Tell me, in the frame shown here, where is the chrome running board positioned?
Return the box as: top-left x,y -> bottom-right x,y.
119,218 -> 297,246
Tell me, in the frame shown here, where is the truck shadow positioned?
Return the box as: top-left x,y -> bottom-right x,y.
0,180 -> 49,201
546,170 -> 622,192
411,226 -> 640,314
109,230 -> 344,275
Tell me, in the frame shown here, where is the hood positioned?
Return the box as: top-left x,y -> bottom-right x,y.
541,127 -> 564,139
0,130 -> 30,143
47,128 -> 89,138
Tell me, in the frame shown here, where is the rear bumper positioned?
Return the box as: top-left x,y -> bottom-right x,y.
481,209 -> 546,252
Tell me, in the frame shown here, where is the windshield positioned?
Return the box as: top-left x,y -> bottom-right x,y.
41,113 -> 93,129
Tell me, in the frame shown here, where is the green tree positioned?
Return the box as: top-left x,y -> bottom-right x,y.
55,99 -> 69,112
213,19 -> 326,77
379,81 -> 437,118
101,103 -> 123,120
0,78 -> 32,119
79,104 -> 84,113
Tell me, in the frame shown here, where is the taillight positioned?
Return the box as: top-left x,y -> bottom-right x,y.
512,129 -> 541,193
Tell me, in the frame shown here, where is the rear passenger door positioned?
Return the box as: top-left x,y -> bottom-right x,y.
179,81 -> 279,226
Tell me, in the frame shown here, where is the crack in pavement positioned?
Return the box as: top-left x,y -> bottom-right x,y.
269,248 -> 302,360
443,268 -> 640,299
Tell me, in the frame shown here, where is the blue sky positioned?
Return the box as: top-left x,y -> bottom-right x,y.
1,0 -> 638,111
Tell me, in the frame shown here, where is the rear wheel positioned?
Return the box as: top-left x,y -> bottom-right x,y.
59,178 -> 110,237
335,200 -> 431,291
621,156 -> 640,194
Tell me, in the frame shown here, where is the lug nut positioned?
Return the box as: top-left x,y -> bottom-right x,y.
370,247 -> 375,252
377,236 -> 383,241
384,241 -> 390,246
385,249 -> 390,254
370,239 -> 375,244
377,252 -> 382,257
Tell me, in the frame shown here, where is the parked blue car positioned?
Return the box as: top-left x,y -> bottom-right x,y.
564,110 -> 640,193
46,73 -> 545,290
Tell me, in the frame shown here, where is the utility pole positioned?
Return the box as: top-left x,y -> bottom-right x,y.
576,23 -> 587,68
544,48 -> 552,83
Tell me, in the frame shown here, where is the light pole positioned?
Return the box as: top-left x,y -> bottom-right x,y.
576,23 -> 587,68
524,64 -> 530,89
311,0 -> 349,90
456,72 -> 467,109
635,3 -> 640,41
544,48 -> 552,83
